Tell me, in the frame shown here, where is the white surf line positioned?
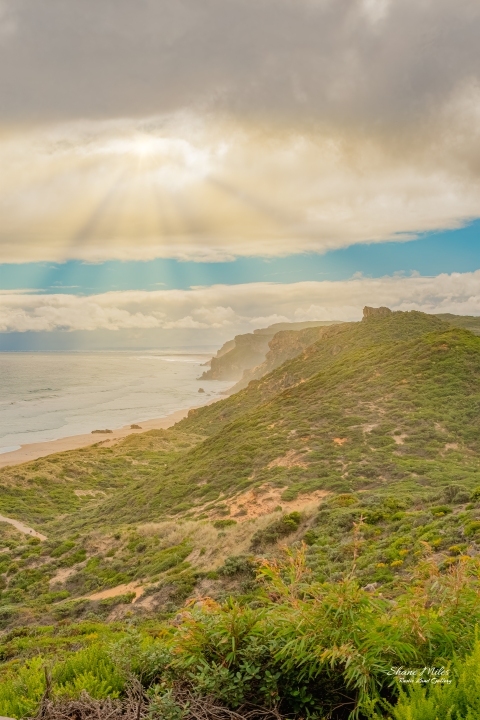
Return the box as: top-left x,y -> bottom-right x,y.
0,514 -> 47,541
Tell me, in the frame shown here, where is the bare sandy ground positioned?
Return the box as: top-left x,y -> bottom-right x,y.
0,405 -> 199,469
87,581 -> 145,603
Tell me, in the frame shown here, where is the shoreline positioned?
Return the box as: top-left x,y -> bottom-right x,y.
0,401 -> 217,469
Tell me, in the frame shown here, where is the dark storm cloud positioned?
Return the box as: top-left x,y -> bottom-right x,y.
1,0 -> 480,125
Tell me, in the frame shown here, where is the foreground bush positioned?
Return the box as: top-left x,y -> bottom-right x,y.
1,548 -> 480,719
373,637 -> 480,719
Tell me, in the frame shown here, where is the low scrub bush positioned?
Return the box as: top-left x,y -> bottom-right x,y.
2,548 -> 480,719
218,555 -> 256,577
378,637 -> 480,719
250,512 -> 302,549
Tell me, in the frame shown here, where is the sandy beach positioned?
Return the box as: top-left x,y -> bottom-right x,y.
0,405 -> 200,469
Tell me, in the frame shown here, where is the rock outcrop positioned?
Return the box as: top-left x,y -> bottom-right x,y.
363,306 -> 393,320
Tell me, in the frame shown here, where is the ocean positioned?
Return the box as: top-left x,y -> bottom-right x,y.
0,351 -> 230,453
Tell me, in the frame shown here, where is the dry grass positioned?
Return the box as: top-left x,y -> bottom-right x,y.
267,449 -> 308,469
136,502 -> 321,572
34,682 -> 285,720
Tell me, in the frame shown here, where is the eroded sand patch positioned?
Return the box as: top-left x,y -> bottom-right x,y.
87,582 -> 144,603
74,489 -> 106,498
50,567 -> 75,586
228,486 -> 329,521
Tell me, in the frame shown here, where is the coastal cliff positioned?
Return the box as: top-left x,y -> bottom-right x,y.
230,324 -> 335,391
200,320 -> 340,381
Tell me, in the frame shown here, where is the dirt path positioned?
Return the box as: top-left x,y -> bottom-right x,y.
0,514 -> 47,541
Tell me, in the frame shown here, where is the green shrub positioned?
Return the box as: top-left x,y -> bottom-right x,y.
303,529 -> 318,545
53,645 -> 125,699
218,555 -> 256,577
444,485 -> 470,504
59,548 -> 87,567
250,512 -> 302,549
332,494 -> 358,507
0,657 -> 45,717
381,638 -> 480,719
464,521 -> 480,537
213,519 -> 237,529
470,487 -> 480,502
430,505 -> 452,516
50,540 -> 76,558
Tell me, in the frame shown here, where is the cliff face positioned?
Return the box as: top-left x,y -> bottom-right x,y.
202,307 -> 480,386
200,320 -> 341,382
230,325 -> 335,392
200,332 -> 272,381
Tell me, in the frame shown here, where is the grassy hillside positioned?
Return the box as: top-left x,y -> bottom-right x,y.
436,312 -> 480,335
1,308 -> 480,719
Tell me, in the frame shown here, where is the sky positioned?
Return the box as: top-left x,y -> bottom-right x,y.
0,0 -> 479,350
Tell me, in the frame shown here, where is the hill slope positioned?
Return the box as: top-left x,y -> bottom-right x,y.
0,308 -> 478,620
89,308 -> 479,526
2,308 -> 480,719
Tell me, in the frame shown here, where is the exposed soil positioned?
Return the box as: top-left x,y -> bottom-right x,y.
49,567 -> 76,586
87,581 -> 144,603
74,489 -> 106,498
228,485 -> 329,521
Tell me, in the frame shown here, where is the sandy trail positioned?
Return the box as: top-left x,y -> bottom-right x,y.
0,514 -> 47,540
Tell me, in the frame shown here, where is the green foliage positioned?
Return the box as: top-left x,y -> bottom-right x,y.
464,521 -> 480,537
2,310 -> 480,718
470,486 -> 480,502
0,644 -> 125,716
213,519 -> 237,529
53,645 -> 124,699
0,657 -> 45,717
3,548 -> 480,719
50,540 -> 76,557
381,637 -> 480,719
218,555 -> 256,577
250,512 -> 302,549
147,687 -> 186,720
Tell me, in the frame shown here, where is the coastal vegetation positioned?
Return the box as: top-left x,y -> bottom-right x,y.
1,309 -> 480,718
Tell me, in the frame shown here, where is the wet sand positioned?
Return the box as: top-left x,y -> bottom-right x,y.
0,404 -> 202,469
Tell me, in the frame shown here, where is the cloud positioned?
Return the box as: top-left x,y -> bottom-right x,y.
1,92 -> 480,263
0,1 -> 479,263
1,271 -> 480,335
1,0 -> 479,126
